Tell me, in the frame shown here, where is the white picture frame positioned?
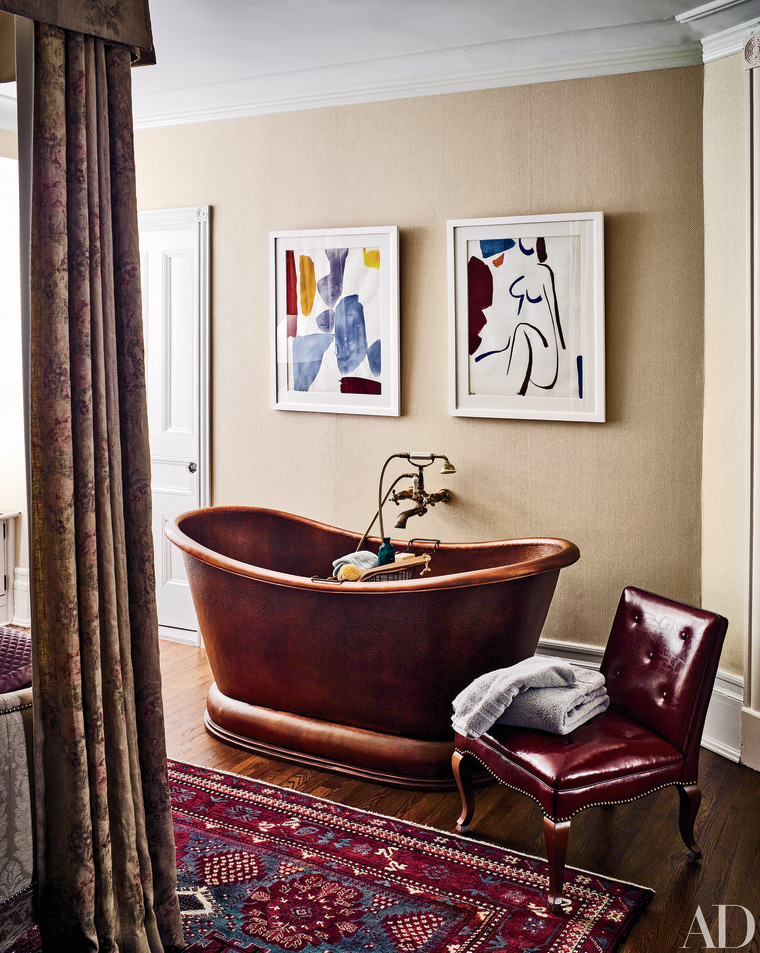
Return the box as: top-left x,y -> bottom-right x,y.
448,212 -> 605,422
271,225 -> 400,415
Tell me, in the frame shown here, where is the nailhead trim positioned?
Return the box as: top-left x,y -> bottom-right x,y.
0,702 -> 32,716
455,747 -> 697,823
0,881 -> 35,907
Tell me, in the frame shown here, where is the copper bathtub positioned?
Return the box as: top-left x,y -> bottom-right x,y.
165,506 -> 580,788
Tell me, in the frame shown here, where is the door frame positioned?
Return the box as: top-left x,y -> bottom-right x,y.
140,205 -> 211,644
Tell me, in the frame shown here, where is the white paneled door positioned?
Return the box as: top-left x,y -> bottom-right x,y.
139,207 -> 210,644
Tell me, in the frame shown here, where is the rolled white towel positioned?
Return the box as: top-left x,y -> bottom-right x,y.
332,551 -> 379,574
452,657 -> 577,739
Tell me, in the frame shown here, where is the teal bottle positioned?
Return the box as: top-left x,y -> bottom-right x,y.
377,537 -> 396,566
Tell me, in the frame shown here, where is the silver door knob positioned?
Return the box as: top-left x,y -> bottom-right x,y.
188,462 -> 197,473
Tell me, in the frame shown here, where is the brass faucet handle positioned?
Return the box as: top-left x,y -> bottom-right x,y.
426,489 -> 452,505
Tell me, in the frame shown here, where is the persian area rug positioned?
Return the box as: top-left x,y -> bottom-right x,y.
12,759 -> 652,952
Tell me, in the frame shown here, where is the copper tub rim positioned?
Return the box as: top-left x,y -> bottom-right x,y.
165,505 -> 580,593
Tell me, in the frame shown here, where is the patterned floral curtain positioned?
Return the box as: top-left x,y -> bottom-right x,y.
0,0 -> 153,61
29,20 -> 184,952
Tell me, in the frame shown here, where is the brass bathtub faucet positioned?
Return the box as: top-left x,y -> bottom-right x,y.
390,468 -> 453,529
356,452 -> 457,550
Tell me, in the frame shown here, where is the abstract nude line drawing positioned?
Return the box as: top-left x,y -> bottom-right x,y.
449,213 -> 604,422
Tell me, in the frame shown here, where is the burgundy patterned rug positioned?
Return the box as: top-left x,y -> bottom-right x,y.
13,759 -> 653,952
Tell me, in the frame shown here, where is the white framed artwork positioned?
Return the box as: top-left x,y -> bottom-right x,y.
271,226 -> 400,415
448,212 -> 605,422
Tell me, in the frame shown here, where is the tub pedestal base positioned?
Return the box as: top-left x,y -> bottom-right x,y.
206,682 -> 490,790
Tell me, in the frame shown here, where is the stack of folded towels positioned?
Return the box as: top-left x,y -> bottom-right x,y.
451,656 -> 609,739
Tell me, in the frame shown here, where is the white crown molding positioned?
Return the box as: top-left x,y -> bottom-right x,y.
132,43 -> 702,130
0,18 -> 752,132
677,0 -> 755,23
701,17 -> 760,61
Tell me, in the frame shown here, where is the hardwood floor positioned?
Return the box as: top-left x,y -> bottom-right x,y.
159,639 -> 760,952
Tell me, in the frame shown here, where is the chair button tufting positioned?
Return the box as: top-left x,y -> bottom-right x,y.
648,651 -> 654,660
662,690 -> 668,698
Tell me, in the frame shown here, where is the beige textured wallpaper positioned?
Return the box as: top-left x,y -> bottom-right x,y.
134,67 -> 708,654
702,53 -> 747,676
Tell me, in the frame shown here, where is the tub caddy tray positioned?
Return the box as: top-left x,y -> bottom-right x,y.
358,553 -> 431,583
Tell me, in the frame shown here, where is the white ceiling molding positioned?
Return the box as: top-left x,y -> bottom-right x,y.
131,43 -> 703,131
0,39 -> 710,133
701,17 -> 760,60
125,0 -> 760,130
676,0 -> 753,22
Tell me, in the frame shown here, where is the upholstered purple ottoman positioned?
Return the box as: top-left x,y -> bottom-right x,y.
0,625 -> 34,950
0,627 -> 32,693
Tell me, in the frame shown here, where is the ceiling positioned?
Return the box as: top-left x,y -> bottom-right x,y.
2,0 -> 760,130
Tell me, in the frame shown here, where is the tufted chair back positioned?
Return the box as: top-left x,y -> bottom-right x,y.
600,586 -> 727,777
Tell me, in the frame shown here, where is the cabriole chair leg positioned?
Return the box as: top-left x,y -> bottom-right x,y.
544,817 -> 572,912
452,751 -> 475,833
677,784 -> 703,861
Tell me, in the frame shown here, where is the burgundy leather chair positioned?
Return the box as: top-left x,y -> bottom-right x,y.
452,586 -> 728,911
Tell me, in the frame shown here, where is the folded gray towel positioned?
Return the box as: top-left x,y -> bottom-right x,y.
496,669 -> 609,734
451,657 -> 577,738
332,551 -> 379,574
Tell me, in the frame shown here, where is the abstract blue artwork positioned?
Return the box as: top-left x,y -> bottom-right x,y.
271,227 -> 400,415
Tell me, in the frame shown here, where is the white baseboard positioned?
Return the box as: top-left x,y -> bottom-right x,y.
536,637 -> 604,670
740,707 -> 760,770
536,637 -> 743,764
704,669 -> 743,763
159,624 -> 200,646
12,567 -> 30,628
9,576 -> 199,644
